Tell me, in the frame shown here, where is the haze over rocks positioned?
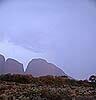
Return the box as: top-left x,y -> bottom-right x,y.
0,54 -> 65,76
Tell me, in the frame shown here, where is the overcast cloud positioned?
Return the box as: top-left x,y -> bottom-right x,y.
0,0 -> 96,79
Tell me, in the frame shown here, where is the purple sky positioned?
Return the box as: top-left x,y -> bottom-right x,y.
0,0 -> 96,79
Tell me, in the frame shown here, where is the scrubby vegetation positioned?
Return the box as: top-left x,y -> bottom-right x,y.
0,74 -> 96,100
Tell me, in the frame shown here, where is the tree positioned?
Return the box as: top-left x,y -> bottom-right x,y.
89,75 -> 96,83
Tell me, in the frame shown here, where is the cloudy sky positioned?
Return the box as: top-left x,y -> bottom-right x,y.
0,0 -> 96,79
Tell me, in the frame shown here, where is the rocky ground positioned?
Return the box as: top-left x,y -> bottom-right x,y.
0,74 -> 96,100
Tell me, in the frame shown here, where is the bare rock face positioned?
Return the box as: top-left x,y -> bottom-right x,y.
0,54 -> 65,76
0,54 -> 5,74
4,58 -> 24,74
25,58 -> 65,77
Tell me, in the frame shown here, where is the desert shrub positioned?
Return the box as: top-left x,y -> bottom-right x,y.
54,76 -> 65,86
0,74 -> 33,84
38,75 -> 55,86
40,88 -> 71,100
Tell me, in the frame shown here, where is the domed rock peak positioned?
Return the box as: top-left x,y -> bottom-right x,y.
25,58 -> 65,77
4,58 -> 24,74
0,54 -> 5,74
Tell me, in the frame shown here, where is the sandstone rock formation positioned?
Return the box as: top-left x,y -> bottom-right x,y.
4,58 -> 24,74
25,58 -> 65,76
0,54 -> 65,77
0,54 -> 5,74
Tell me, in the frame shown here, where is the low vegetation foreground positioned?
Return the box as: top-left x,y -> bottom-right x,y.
0,74 -> 96,100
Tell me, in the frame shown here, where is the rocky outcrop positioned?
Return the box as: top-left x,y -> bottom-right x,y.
4,58 -> 24,74
0,54 -> 5,74
0,54 -> 65,77
25,58 -> 65,76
